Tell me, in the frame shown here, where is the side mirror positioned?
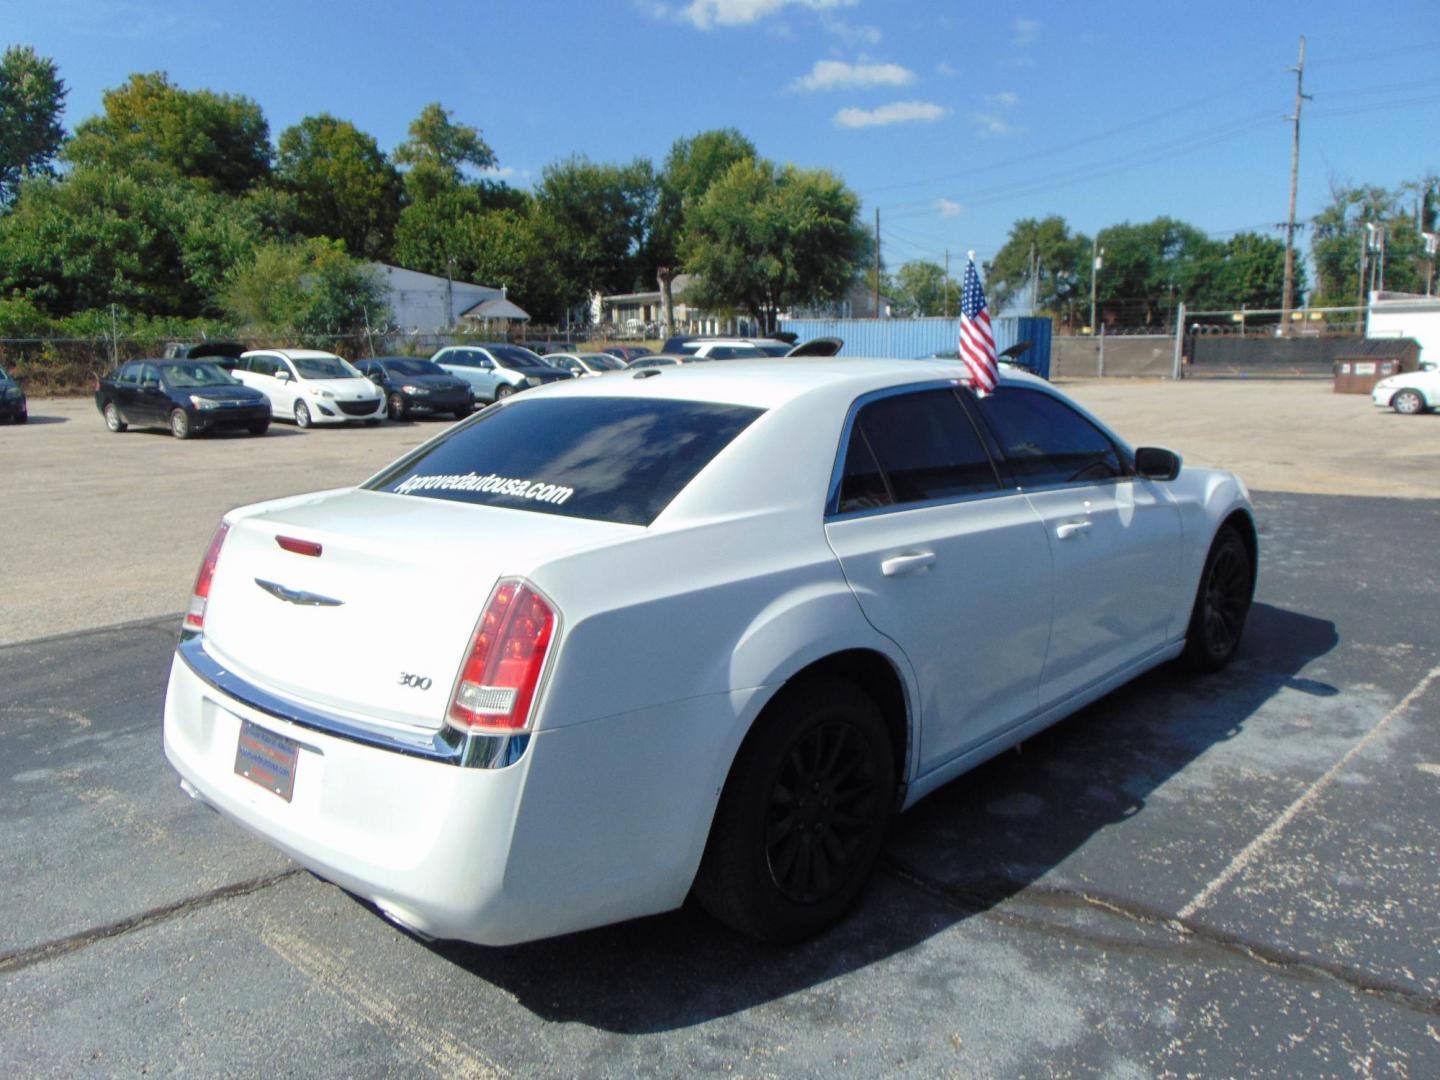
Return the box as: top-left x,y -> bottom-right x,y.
1134,447 -> 1181,481
368,372 -> 384,383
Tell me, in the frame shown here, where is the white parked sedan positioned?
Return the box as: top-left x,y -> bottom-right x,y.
232,349 -> 385,427
1371,365 -> 1437,414
164,358 -> 1257,946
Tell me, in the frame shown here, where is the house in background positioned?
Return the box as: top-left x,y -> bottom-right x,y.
593,274 -> 761,338
368,263 -> 530,335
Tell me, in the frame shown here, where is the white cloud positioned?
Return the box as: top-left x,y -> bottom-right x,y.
791,59 -> 916,92
985,91 -> 1018,107
1013,17 -> 1040,45
972,112 -> 1014,136
834,101 -> 951,128
478,166 -> 517,179
936,61 -> 959,78
935,199 -> 964,218
820,15 -> 882,45
675,0 -> 857,30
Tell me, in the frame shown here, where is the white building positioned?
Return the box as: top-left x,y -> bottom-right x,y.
1367,291 -> 1440,367
368,263 -> 530,335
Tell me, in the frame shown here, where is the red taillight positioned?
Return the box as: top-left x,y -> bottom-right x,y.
276,535 -> 322,557
183,522 -> 230,633
447,580 -> 557,733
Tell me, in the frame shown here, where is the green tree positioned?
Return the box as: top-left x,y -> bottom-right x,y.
986,215 -> 1086,314
276,115 -> 402,260
0,45 -> 67,206
682,158 -> 867,332
889,260 -> 955,316
224,237 -> 389,342
64,72 -> 270,195
1199,231 -> 1297,312
1310,179 -> 1435,306
0,167 -> 273,316
532,156 -> 655,313
394,102 -> 496,204
1087,217 -> 1220,328
647,128 -> 757,328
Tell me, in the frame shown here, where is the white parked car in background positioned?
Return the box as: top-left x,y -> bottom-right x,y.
164,358 -> 1257,946
232,349 -> 384,427
430,343 -> 573,403
1371,364 -> 1438,414
543,351 -> 628,376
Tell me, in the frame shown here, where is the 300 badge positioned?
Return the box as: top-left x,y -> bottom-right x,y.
397,672 -> 433,690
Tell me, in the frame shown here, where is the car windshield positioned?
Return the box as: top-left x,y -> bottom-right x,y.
366,397 -> 765,526
382,359 -> 445,377
292,355 -> 358,379
755,343 -> 792,357
161,363 -> 240,388
578,353 -> 623,371
491,346 -> 549,370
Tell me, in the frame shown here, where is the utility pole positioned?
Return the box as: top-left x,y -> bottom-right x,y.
1029,242 -> 1039,316
1423,232 -> 1438,295
1358,231 -> 1368,314
1280,35 -> 1310,337
1089,236 -> 1103,334
944,249 -> 951,317
873,208 -> 881,317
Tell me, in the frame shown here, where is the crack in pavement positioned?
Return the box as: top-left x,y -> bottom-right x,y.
0,869 -> 302,976
882,854 -> 1440,1019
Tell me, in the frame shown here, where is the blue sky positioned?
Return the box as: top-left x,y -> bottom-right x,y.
10,0 -> 1440,271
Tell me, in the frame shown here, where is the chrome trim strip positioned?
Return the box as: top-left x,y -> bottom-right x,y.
254,578 -> 345,607
176,634 -> 528,769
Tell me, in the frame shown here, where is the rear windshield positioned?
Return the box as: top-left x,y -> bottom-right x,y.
366,397 -> 764,526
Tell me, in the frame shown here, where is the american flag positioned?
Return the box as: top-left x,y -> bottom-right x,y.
959,255 -> 998,394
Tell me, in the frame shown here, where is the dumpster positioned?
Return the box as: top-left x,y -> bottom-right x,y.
1334,356 -> 1404,394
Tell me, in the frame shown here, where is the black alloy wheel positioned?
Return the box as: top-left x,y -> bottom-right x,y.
1181,526 -> 1252,672
169,408 -> 191,439
695,677 -> 895,943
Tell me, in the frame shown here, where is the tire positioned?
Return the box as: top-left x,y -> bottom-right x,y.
15,410 -> 27,424
169,408 -> 191,439
454,403 -> 473,419
495,384 -> 515,400
293,400 -> 311,429
694,677 -> 896,943
387,392 -> 407,421
1392,389 -> 1427,415
248,420 -> 269,436
1180,526 -> 1253,672
104,402 -> 127,432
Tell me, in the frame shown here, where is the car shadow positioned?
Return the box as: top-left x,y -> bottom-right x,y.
5,414 -> 67,426
416,602 -> 1337,1034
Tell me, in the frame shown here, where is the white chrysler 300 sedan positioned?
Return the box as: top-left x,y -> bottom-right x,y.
164,358 -> 1257,945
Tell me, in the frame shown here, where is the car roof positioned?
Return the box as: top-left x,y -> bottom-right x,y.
515,356 -> 1055,410
240,348 -> 345,360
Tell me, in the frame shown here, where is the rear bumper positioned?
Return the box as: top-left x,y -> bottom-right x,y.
163,639 -> 758,945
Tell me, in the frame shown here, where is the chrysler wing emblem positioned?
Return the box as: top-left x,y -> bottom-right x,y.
254,578 -> 345,607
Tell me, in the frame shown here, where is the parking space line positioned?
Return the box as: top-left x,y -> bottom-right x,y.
1177,664 -> 1440,921
259,928 -> 507,1079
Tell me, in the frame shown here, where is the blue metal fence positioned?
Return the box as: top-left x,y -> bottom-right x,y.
778,317 -> 1053,378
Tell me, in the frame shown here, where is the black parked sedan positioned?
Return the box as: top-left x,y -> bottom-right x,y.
95,360 -> 271,438
354,357 -> 474,421
0,364 -> 26,424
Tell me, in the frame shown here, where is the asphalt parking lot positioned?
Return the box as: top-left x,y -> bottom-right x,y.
2,380 -> 1438,1075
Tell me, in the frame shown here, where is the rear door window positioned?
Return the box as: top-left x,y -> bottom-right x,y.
367,397 -> 765,526
835,389 -> 1001,514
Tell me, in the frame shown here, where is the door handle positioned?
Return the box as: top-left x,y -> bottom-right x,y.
1056,520 -> 1092,540
881,551 -> 936,577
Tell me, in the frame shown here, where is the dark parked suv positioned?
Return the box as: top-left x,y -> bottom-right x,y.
96,359 -> 271,438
